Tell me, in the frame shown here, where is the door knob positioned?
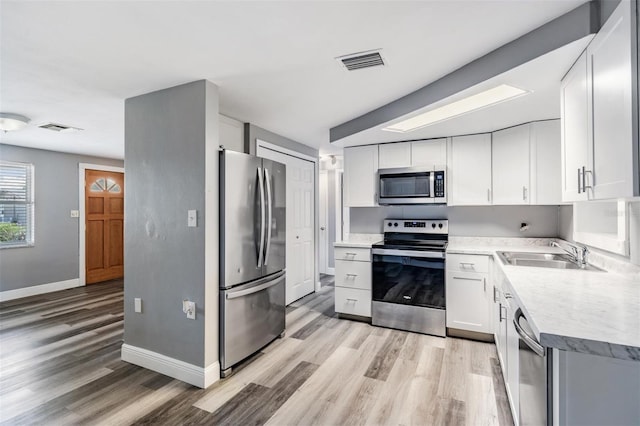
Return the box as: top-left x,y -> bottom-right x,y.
296,235 -> 300,239
320,227 -> 326,231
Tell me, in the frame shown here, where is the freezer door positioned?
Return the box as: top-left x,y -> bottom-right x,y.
220,150 -> 265,288
220,271 -> 286,372
262,159 -> 286,276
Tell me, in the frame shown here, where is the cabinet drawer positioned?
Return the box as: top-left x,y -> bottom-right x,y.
335,247 -> 371,262
447,254 -> 489,273
335,287 -> 371,317
335,260 -> 371,290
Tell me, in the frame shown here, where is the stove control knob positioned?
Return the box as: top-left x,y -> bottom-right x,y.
438,223 -> 443,229
431,223 -> 436,228
394,222 -> 398,227
388,222 -> 393,227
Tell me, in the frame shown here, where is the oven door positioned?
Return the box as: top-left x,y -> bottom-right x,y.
371,249 -> 445,309
378,167 -> 434,204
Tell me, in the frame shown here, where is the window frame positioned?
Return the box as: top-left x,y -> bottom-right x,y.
0,160 -> 35,249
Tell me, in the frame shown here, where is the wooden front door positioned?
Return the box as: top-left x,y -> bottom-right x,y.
85,170 -> 124,284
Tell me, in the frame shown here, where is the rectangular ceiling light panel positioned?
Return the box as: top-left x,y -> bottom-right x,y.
382,84 -> 531,133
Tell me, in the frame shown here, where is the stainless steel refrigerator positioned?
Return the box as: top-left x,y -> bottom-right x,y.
219,150 -> 286,377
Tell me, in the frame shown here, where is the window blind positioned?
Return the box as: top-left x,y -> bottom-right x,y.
0,160 -> 34,246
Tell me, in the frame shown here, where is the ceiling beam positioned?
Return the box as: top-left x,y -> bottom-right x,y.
330,1 -> 610,143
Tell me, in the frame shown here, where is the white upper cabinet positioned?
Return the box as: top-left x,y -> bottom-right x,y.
344,145 -> 379,207
448,134 -> 492,206
561,51 -> 590,202
530,120 -> 562,205
492,124 -> 530,205
219,114 -> 244,153
411,138 -> 447,167
378,142 -> 411,169
587,0 -> 636,199
561,1 -> 639,201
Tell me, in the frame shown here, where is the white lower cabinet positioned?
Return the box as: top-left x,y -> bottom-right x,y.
446,254 -> 492,334
334,245 -> 371,318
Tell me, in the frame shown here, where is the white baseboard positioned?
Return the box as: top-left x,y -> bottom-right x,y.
121,343 -> 220,389
0,278 -> 82,302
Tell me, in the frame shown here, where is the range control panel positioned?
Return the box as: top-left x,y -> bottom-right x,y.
383,219 -> 449,234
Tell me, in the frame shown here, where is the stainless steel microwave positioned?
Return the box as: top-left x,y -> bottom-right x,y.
378,166 -> 446,204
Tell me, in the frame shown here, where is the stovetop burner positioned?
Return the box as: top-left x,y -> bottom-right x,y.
373,219 -> 449,252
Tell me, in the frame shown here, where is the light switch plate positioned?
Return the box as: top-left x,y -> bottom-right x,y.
70,210 -> 79,218
187,210 -> 197,227
134,298 -> 142,313
185,301 -> 196,319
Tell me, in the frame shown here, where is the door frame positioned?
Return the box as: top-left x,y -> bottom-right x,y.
255,139 -> 320,292
319,170 -> 328,275
78,163 -> 125,287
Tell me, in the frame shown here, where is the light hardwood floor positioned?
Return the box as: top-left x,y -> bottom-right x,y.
0,276 -> 513,425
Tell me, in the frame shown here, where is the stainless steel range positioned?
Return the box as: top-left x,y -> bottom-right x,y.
371,219 -> 448,337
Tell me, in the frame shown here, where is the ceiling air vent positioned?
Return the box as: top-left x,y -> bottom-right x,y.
38,122 -> 83,133
337,49 -> 385,71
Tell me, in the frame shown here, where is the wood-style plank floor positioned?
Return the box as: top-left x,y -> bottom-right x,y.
0,275 -> 514,425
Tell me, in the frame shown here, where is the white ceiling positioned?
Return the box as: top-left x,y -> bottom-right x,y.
0,0 -> 586,159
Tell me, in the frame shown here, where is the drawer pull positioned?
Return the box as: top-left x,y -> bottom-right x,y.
345,252 -> 357,257
459,262 -> 475,268
346,298 -> 358,303
346,273 -> 358,278
452,276 -> 483,282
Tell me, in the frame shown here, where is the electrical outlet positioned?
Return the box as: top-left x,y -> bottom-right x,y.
182,300 -> 196,320
70,210 -> 79,218
134,298 -> 142,313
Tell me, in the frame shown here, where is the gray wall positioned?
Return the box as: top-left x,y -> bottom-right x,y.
350,205 -> 560,237
124,80 -> 218,368
0,144 -> 123,292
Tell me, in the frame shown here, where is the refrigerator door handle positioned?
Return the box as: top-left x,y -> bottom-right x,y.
226,271 -> 285,299
257,167 -> 265,268
264,167 -> 272,265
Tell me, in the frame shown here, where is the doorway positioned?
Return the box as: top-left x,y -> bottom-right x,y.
256,142 -> 316,305
79,164 -> 125,286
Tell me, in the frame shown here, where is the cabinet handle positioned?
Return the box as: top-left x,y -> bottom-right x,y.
500,304 -> 507,322
577,168 -> 582,193
459,262 -> 475,269
345,252 -> 357,258
346,298 -> 358,303
522,186 -> 527,201
582,166 -> 592,191
504,292 -> 512,299
483,278 -> 486,292
493,286 -> 499,302
452,276 -> 483,281
487,188 -> 491,202
346,273 -> 358,278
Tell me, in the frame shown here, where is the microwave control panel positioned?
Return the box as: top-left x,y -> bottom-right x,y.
434,171 -> 445,198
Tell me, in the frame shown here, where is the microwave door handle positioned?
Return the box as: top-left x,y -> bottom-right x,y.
429,171 -> 435,199
257,167 -> 265,268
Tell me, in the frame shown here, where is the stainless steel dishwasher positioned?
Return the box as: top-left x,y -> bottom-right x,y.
513,307 -> 552,426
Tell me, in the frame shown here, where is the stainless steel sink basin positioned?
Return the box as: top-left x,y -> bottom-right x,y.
497,251 -> 604,272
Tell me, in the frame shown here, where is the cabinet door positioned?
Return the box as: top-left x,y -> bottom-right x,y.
588,0 -> 636,199
445,270 -> 492,334
530,120 -> 562,205
492,124 -> 531,205
448,134 -> 492,205
344,145 -> 378,207
378,142 -> 411,169
560,50 -> 590,202
411,138 -> 447,167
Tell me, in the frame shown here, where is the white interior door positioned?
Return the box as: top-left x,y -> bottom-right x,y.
319,171 -> 328,274
257,146 -> 315,305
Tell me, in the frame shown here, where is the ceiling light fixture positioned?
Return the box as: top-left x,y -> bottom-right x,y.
382,84 -> 531,133
0,113 -> 30,132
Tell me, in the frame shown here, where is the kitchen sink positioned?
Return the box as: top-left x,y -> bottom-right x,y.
497,251 -> 605,272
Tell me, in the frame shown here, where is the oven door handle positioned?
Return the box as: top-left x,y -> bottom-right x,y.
372,248 -> 445,259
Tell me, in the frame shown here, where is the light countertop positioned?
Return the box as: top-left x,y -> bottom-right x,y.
334,233 -> 383,248
447,239 -> 640,362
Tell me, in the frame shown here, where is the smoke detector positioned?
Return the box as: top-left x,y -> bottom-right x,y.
336,49 -> 385,71
38,122 -> 83,133
0,113 -> 30,132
